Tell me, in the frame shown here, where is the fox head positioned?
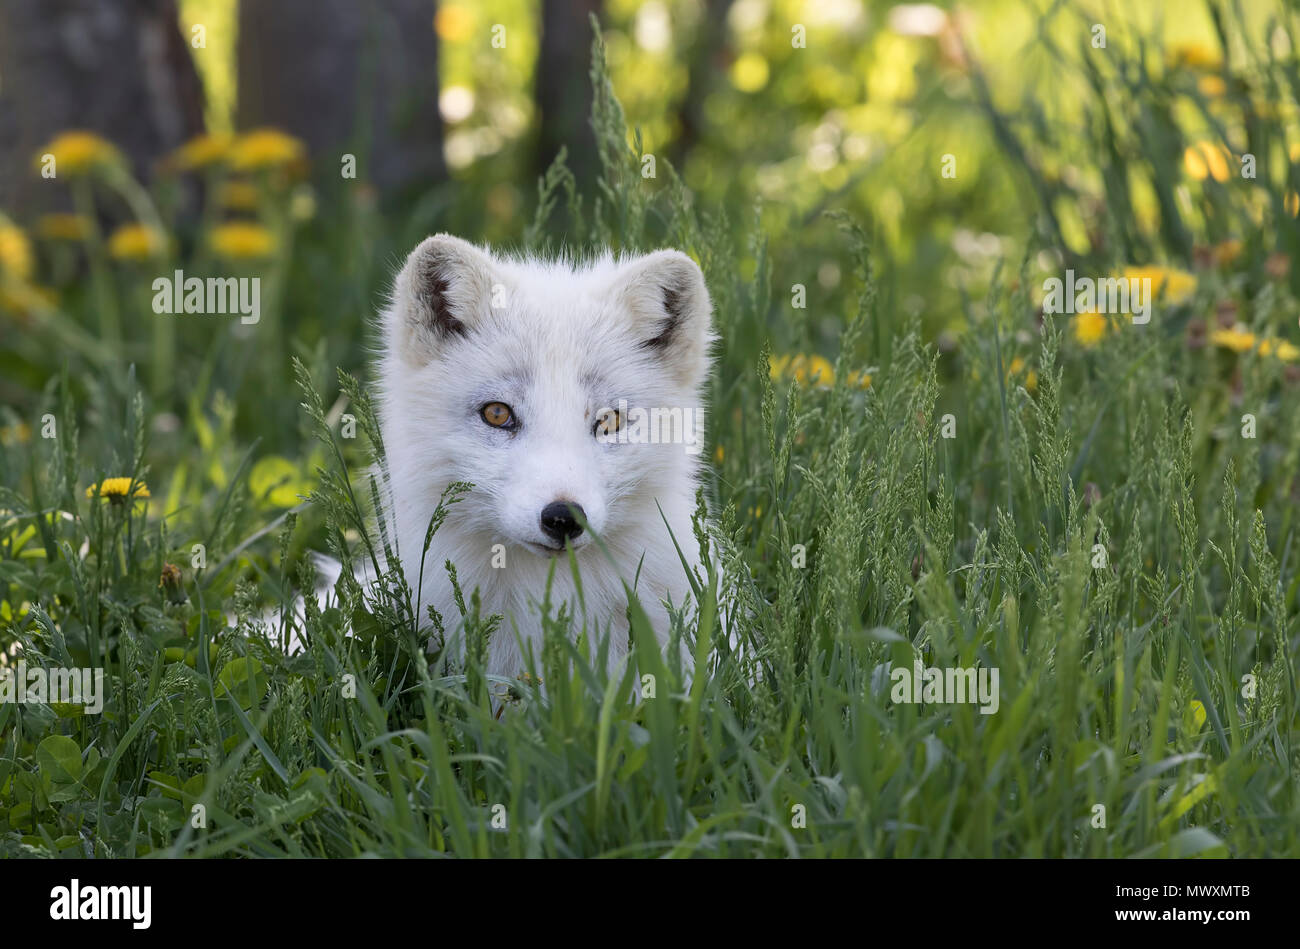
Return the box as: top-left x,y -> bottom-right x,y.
378,234 -> 714,562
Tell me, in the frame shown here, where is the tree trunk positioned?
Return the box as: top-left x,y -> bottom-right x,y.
0,0 -> 205,213
237,0 -> 445,196
668,0 -> 733,174
534,0 -> 602,191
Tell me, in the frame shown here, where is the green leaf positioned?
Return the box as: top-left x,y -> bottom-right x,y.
215,657 -> 268,709
36,735 -> 82,784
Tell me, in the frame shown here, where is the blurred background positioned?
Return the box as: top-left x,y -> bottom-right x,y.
0,0 -> 1296,476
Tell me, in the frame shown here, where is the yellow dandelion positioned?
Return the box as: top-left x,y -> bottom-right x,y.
1121,266 -> 1196,304
36,213 -> 91,242
107,223 -> 165,261
167,132 -> 231,171
208,222 -> 276,259
0,224 -> 34,281
1286,191 -> 1300,218
1197,75 -> 1227,98
1209,325 -> 1257,353
846,369 -> 873,389
1256,338 -> 1300,361
86,477 -> 151,503
1166,42 -> 1222,72
219,181 -> 261,210
1074,311 -> 1109,346
1183,141 -> 1231,182
771,353 -> 834,388
33,131 -> 121,175
228,128 -> 306,171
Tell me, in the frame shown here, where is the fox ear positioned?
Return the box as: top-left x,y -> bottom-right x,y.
614,250 -> 714,385
390,234 -> 497,365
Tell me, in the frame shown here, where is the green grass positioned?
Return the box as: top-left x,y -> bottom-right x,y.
2,15 -> 1300,858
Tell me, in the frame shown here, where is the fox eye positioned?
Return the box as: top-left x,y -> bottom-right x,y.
480,402 -> 515,429
593,408 -> 622,438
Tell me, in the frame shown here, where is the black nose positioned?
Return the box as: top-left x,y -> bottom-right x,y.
540,501 -> 585,544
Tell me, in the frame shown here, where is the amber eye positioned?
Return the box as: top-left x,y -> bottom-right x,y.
480,402 -> 515,429
593,408 -> 622,438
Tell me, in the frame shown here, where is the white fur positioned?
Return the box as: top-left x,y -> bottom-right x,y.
365,234 -> 715,681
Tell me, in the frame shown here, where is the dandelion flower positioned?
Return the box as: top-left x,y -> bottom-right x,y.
167,132 -> 231,171
0,224 -> 34,281
229,128 -> 306,171
1256,338 -> 1300,362
846,369 -> 873,389
1074,311 -> 1109,346
208,222 -> 276,259
1183,141 -> 1231,182
1166,42 -> 1222,72
1209,325 -> 1257,353
33,131 -> 121,175
36,213 -> 91,242
1121,266 -> 1196,304
107,223 -> 165,261
86,477 -> 151,503
1197,75 -> 1227,98
771,353 -> 834,388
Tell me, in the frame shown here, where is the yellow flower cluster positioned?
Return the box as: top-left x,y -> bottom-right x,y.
1072,267 -> 1196,347
167,128 -> 306,174
1210,326 -> 1300,361
168,133 -> 232,171
770,353 -> 871,389
1122,266 -> 1196,303
1184,141 -> 1232,182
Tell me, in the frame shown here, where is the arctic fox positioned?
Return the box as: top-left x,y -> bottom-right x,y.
366,234 -> 715,681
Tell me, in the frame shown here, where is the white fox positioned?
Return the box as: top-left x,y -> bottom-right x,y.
348,234 -> 716,682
